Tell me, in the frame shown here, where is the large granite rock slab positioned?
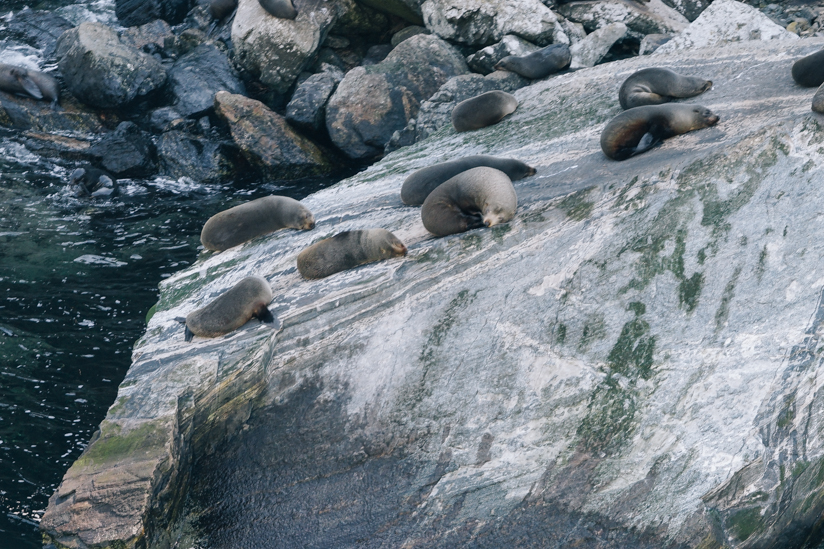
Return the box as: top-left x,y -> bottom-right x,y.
42,33 -> 824,549
326,33 -> 468,160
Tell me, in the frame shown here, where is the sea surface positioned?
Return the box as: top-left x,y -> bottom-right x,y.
0,2 -> 346,546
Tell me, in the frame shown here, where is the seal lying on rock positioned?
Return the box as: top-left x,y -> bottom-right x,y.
0,63 -> 59,104
452,91 -> 518,133
258,0 -> 297,19
401,156 -> 535,206
297,229 -> 407,279
600,104 -> 719,161
421,167 -> 517,237
201,196 -> 315,252
69,167 -> 117,198
792,49 -> 824,87
493,44 -> 571,80
180,276 -> 275,342
618,68 -> 712,109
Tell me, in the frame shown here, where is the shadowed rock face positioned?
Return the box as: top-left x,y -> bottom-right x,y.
40,37 -> 824,549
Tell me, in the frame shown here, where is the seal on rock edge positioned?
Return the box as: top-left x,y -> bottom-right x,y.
258,0 -> 297,19
618,68 -> 712,110
201,196 -> 315,252
401,155 -> 536,206
600,104 -> 719,161
493,44 -> 571,80
451,91 -> 518,133
209,0 -> 238,20
792,49 -> 824,88
0,63 -> 59,104
69,167 -> 118,198
297,229 -> 407,279
182,276 -> 275,342
421,167 -> 517,237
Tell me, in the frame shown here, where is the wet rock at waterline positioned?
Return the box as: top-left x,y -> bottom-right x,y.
89,122 -> 157,178
326,33 -> 468,160
56,22 -> 168,110
5,8 -> 74,61
0,91 -> 105,134
157,130 -> 239,183
169,42 -> 246,118
215,91 -> 333,179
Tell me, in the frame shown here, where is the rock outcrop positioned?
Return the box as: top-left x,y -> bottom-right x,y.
168,42 -> 246,118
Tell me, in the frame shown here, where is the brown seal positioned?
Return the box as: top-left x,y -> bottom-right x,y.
258,0 -> 297,19
421,167 -> 517,237
401,155 -> 536,206
618,68 -> 712,110
182,276 -> 275,342
792,49 -> 824,88
209,0 -> 237,20
0,63 -> 59,104
201,196 -> 315,252
297,229 -> 407,279
493,44 -> 571,80
600,104 -> 719,161
451,91 -> 518,133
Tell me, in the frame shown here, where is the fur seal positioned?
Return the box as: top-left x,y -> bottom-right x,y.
600,104 -> 719,161
181,276 -> 274,342
421,167 -> 517,237
201,196 -> 315,252
209,0 -> 237,20
493,44 -> 571,80
401,155 -> 536,206
618,68 -> 712,110
258,0 -> 297,19
813,83 -> 824,114
792,49 -> 824,88
0,64 -> 59,104
297,229 -> 407,279
452,91 -> 518,133
69,167 -> 117,198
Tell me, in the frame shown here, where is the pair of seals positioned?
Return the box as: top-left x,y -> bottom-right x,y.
181,276 -> 275,342
201,196 -> 315,252
600,104 -> 719,160
452,91 -> 518,132
792,49 -> 824,87
618,68 -> 712,109
421,167 -> 517,237
401,155 -> 536,206
258,0 -> 297,19
297,229 -> 407,279
0,64 -> 59,104
69,167 -> 117,198
494,44 -> 571,80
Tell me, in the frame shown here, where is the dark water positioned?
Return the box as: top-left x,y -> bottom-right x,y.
0,3 -> 347,547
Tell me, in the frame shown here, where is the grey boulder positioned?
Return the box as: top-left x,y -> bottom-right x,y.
285,66 -> 344,133
169,42 -> 245,118
157,130 -> 238,184
89,121 -> 157,178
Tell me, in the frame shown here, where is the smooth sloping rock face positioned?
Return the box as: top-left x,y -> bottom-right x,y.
654,0 -> 796,54
214,91 -> 332,179
422,0 -> 560,46
115,0 -> 194,27
43,35 -> 824,549
326,33 -> 468,159
56,22 -> 167,110
557,0 -> 688,35
169,42 -> 246,118
231,0 -> 338,96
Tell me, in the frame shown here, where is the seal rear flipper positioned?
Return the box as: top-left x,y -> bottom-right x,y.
184,326 -> 194,342
633,132 -> 661,156
255,305 -> 275,324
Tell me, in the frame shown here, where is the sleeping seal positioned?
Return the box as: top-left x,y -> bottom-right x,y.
201,196 -> 315,252
619,68 -> 712,109
493,44 -> 571,80
0,64 -> 59,104
401,155 -> 535,206
181,276 -> 275,342
451,91 -> 518,132
421,167 -> 517,237
600,104 -> 719,161
297,229 -> 407,279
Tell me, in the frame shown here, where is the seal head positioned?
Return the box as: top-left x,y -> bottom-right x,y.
619,68 -> 711,110
297,229 -> 407,279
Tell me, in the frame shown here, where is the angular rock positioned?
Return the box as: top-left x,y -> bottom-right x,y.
335,0 -> 391,37
56,22 -> 168,110
89,122 -> 157,178
422,0 -> 560,46
149,107 -> 184,132
357,0 -> 424,24
326,33 -> 468,160
639,33 -> 671,54
115,0 -> 194,27
285,66 -> 344,133
119,19 -> 174,51
215,91 -> 333,179
557,0 -> 688,36
661,0 -> 710,22
169,42 -> 245,118
157,130 -> 238,183
654,0 -> 797,55
557,16 -> 587,46
5,8 -> 74,60
19,131 -> 95,161
466,35 -> 540,75
231,0 -> 340,96
569,22 -> 627,68
0,90 -> 105,134
362,44 -> 393,66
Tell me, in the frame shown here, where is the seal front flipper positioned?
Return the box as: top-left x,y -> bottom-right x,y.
16,73 -> 43,100
633,132 -> 658,155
